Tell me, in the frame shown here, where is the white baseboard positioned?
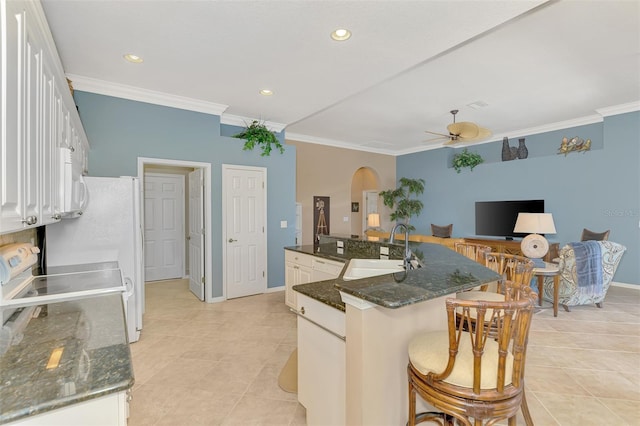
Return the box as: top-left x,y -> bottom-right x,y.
207,286 -> 284,303
610,281 -> 640,290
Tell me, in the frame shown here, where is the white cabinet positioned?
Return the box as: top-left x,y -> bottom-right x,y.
284,250 -> 344,309
311,257 -> 344,282
284,250 -> 313,309
0,0 -> 89,234
297,292 -> 346,426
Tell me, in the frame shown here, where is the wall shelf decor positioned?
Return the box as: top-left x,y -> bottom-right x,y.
558,136 -> 591,155
501,137 -> 528,161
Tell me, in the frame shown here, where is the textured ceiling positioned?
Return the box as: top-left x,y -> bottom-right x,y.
41,0 -> 640,155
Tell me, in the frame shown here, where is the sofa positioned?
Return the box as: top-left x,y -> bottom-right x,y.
542,241 -> 626,310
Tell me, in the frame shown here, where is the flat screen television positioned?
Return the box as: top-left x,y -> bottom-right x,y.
475,199 -> 545,240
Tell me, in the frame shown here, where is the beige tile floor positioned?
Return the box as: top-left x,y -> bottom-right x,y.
128,280 -> 640,425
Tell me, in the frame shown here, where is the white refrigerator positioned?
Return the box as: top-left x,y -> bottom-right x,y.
45,176 -> 144,343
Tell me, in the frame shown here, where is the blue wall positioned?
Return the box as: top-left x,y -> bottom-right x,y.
74,91 -> 297,298
398,111 -> 639,285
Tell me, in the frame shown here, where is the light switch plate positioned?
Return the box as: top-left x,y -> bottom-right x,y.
280,220 -> 287,228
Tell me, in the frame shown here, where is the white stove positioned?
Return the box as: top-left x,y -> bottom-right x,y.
0,243 -> 126,309
0,242 -> 127,354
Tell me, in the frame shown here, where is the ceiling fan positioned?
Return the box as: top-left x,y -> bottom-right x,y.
425,110 -> 491,145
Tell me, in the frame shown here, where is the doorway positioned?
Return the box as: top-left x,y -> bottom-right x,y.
138,158 -> 212,305
350,167 -> 381,237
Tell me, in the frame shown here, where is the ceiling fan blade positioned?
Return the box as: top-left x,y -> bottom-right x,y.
424,130 -> 451,137
424,137 -> 449,143
448,122 -> 479,139
461,126 -> 492,142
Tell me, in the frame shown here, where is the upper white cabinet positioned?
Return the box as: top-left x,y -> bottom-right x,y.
0,0 -> 89,234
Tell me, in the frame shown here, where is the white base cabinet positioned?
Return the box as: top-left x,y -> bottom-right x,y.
284,250 -> 313,308
284,249 -> 344,309
6,391 -> 129,426
296,292 -> 345,426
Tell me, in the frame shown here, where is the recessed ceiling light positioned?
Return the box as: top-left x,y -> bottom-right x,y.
467,100 -> 489,109
330,28 -> 352,41
123,54 -> 143,63
259,89 -> 274,96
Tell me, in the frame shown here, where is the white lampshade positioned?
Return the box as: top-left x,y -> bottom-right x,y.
367,213 -> 380,228
513,213 -> 556,235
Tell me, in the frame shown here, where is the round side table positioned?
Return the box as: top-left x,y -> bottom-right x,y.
533,262 -> 561,317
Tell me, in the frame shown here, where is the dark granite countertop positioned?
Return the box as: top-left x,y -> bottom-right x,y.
0,293 -> 134,424
292,242 -> 501,311
285,239 -> 405,263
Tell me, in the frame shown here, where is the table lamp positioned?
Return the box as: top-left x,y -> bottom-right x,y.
365,213 -> 381,241
367,213 -> 380,229
513,212 -> 556,267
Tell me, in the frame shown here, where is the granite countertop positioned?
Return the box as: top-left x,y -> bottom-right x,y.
0,293 -> 134,425
291,242 -> 501,311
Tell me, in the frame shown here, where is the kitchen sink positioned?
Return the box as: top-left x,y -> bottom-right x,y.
341,259 -> 405,281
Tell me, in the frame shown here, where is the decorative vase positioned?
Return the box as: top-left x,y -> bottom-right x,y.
501,137 -> 512,161
517,138 -> 528,159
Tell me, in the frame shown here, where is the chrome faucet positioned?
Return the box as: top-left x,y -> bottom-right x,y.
389,223 -> 412,269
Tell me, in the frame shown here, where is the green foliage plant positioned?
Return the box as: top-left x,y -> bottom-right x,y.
452,148 -> 484,173
232,120 -> 284,157
379,177 -> 425,231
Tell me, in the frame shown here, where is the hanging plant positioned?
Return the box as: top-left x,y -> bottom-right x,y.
232,120 -> 284,157
452,148 -> 484,173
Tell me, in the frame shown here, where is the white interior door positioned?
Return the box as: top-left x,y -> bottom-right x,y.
223,165 -> 267,299
188,169 -> 205,300
144,173 -> 185,282
362,190 -> 379,234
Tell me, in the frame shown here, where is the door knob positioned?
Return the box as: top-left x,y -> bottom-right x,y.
228,238 -> 237,243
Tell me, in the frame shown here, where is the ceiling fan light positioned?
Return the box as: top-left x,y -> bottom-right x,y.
448,122 -> 479,139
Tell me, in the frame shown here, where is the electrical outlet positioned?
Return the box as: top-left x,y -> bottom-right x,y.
280,220 -> 287,228
343,216 -> 349,222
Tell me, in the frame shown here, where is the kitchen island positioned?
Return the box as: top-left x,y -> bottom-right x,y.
293,242 -> 501,426
0,293 -> 134,425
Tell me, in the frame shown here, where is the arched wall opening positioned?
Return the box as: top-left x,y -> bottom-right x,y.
350,167 -> 381,237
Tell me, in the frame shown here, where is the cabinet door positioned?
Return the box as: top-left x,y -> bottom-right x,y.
39,58 -> 58,224
298,265 -> 312,285
22,16 -> 43,225
0,1 -> 26,233
284,261 -> 297,309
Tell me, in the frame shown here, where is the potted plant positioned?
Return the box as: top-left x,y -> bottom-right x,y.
232,120 -> 284,157
452,148 -> 483,173
379,177 -> 425,231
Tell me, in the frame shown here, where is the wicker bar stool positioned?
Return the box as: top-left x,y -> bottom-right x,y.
453,242 -> 492,264
407,281 -> 537,426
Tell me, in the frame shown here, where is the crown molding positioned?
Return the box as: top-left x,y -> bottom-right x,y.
66,74 -> 229,116
220,114 -> 286,133
286,132 -> 397,155
596,101 -> 640,117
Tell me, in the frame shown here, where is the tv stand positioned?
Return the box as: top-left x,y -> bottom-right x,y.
465,237 -> 559,261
